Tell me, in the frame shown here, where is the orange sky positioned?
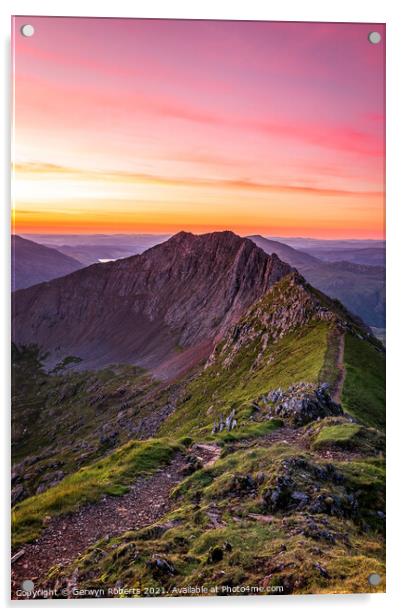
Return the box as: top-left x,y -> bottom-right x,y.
12,18 -> 385,239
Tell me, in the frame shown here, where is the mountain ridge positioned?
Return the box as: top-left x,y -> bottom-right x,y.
11,235 -> 83,291
12,231 -> 293,378
249,234 -> 385,328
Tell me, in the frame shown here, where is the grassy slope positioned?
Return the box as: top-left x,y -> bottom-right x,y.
159,321 -> 329,439
12,438 -> 182,547
342,333 -> 385,429
12,345 -> 173,498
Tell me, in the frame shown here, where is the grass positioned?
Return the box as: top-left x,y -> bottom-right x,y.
11,344 -> 176,500
12,438 -> 181,547
45,441 -> 385,596
313,423 -> 361,447
311,420 -> 385,455
213,419 -> 283,444
159,321 -> 330,439
342,333 -> 385,429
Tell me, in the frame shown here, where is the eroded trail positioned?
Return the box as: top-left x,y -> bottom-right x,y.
332,332 -> 345,404
12,446 -> 220,598
191,442 -> 221,467
225,424 -> 364,462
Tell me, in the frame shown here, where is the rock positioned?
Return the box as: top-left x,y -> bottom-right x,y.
290,491 -> 310,506
256,471 -> 266,484
11,484 -> 26,505
303,522 -> 337,544
36,483 -> 47,495
314,562 -> 330,579
147,555 -> 175,576
260,383 -> 343,427
266,388 -> 283,403
228,474 -> 256,495
99,430 -> 118,448
208,546 -> 224,563
182,454 -> 202,475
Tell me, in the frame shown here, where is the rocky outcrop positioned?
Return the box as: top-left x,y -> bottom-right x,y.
12,231 -> 292,379
211,408 -> 237,434
262,456 -> 357,519
256,383 -> 343,427
206,271 -> 371,370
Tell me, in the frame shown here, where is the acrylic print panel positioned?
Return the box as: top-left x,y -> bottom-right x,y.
11,16 -> 385,599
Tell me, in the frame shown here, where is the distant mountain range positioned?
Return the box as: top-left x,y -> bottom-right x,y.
249,235 -> 385,328
11,235 -> 83,291
267,236 -> 385,267
22,233 -> 169,266
13,232 -> 385,329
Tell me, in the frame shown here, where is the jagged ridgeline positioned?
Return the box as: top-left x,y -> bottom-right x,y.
11,232 -> 385,597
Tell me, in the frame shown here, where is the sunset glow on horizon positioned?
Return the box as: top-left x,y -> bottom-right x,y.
12,17 -> 385,239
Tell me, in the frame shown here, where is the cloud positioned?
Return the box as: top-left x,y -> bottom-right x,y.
13,161 -> 383,198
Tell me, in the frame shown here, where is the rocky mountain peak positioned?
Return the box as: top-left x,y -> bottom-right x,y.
12,231 -> 293,379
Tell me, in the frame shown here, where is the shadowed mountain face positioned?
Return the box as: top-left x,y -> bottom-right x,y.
11,236 -> 83,291
12,231 -> 292,378
249,235 -> 385,328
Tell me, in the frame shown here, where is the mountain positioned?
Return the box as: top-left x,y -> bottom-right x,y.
43,244 -> 144,266
266,236 -> 385,267
11,231 -> 385,596
248,235 -> 321,269
22,233 -> 170,266
12,231 -> 292,378
303,245 -> 385,267
11,235 -> 83,291
249,235 -> 385,328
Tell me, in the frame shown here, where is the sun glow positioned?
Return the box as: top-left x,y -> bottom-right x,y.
12,18 -> 385,239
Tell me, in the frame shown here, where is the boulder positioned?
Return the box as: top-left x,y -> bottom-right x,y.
262,382 -> 343,427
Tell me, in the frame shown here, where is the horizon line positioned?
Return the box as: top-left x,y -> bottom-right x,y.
15,230 -> 386,242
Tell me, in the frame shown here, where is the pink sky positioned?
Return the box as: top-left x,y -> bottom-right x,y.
12,17 -> 385,238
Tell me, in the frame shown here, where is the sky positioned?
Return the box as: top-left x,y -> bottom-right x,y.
12,17 -> 385,238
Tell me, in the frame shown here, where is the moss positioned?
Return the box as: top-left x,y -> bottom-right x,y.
311,421 -> 385,454
313,423 -> 360,447
46,510 -> 385,596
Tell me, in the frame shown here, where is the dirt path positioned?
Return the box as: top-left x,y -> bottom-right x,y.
332,332 -> 345,403
191,442 -> 221,467
225,424 -> 364,462
11,445 -> 221,599
227,426 -> 307,452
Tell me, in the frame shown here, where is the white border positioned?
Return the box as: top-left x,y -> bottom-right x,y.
1,1 -> 401,613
